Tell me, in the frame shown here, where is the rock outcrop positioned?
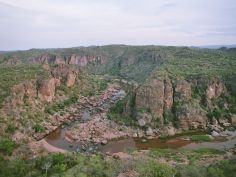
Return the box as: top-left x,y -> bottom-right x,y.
3,57 -> 21,65
66,71 -> 77,87
207,80 -> 224,99
54,55 -> 66,64
31,53 -> 103,67
38,78 -> 56,102
135,78 -> 173,126
32,54 -> 55,64
134,78 -> 222,131
51,65 -> 77,87
11,80 -> 37,106
68,54 -> 95,66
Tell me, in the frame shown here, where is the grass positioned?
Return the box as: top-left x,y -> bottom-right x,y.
0,137 -> 17,156
193,148 -> 225,155
149,148 -> 174,158
190,135 -> 212,142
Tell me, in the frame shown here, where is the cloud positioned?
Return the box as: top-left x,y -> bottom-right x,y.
0,0 -> 235,50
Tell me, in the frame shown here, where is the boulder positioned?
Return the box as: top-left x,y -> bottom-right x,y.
162,126 -> 176,136
137,113 -> 152,127
101,139 -> 108,145
146,127 -> 154,136
112,152 -> 132,160
211,131 -> 220,137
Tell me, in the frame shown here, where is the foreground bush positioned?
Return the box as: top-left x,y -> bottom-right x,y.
0,138 -> 16,156
136,158 -> 175,177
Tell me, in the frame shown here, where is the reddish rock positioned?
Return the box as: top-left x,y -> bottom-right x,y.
207,80 -> 224,99
136,79 -> 165,123
68,54 -> 96,66
11,80 -> 37,106
3,57 -> 21,65
175,80 -> 192,101
24,80 -> 37,97
54,55 -> 65,64
112,152 -> 132,160
164,79 -> 173,109
33,54 -> 55,64
175,104 -> 208,130
38,78 -> 56,102
66,71 -> 77,87
135,78 -> 173,125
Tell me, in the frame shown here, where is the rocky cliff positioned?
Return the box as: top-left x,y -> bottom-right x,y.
9,65 -> 78,106
129,77 -> 235,134
31,53 -> 103,67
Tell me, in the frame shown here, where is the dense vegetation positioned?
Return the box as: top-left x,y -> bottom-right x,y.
0,149 -> 235,177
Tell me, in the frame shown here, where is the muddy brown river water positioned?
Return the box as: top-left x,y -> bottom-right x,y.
45,128 -> 236,153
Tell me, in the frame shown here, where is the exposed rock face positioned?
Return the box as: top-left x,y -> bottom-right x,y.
38,78 -> 56,102
24,80 -> 38,97
54,55 -> 65,64
134,78 -> 210,131
3,57 -> 21,65
11,80 -> 37,106
66,71 -> 77,87
175,104 -> 207,130
136,79 -> 164,123
68,54 -> 96,66
174,80 -> 192,102
30,53 -> 104,66
51,65 -> 77,87
135,79 -> 173,126
33,54 -> 55,64
207,80 -> 224,99
173,80 -> 208,130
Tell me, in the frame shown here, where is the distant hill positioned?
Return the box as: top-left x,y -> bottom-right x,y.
195,44 -> 236,49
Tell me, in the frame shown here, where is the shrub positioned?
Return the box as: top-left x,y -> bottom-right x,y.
32,123 -> 44,133
0,138 -> 16,156
193,148 -> 225,155
136,158 -> 175,177
190,135 -> 211,142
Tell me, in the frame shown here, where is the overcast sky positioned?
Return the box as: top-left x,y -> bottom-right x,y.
0,0 -> 236,50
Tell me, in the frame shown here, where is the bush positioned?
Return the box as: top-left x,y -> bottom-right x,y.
136,158 -> 175,177
0,138 -> 16,156
190,135 -> 211,142
33,123 -> 44,133
193,148 -> 225,155
44,95 -> 78,115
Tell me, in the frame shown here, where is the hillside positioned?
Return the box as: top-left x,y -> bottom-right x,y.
1,45 -> 236,82
0,45 -> 236,177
